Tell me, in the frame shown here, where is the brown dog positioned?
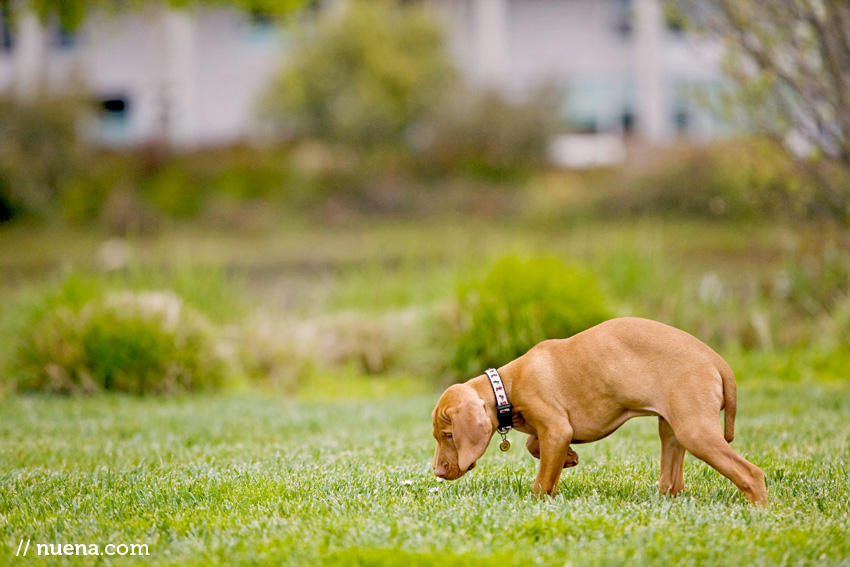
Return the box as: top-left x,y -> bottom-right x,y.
431,317 -> 768,505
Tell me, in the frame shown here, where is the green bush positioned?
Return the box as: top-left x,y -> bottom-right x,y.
420,87 -> 559,180
5,270 -> 244,395
0,94 -> 91,222
140,164 -> 206,219
60,174 -> 112,224
261,0 -> 455,147
12,290 -> 229,394
451,255 -> 612,377
784,235 -> 850,317
138,149 -> 293,219
206,149 -> 291,201
601,139 -> 816,220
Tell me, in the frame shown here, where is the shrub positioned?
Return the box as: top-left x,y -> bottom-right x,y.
0,93 -> 91,222
140,164 -> 206,219
261,0 -> 456,148
12,290 -> 229,394
293,309 -> 426,376
451,255 -> 612,377
419,87 -> 559,180
234,323 -> 306,391
601,139 -> 816,220
784,234 -> 850,317
6,270 -> 243,395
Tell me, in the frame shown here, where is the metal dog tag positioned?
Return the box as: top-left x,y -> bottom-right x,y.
500,439 -> 511,452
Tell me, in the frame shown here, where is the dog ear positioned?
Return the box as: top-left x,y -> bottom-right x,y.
451,399 -> 492,472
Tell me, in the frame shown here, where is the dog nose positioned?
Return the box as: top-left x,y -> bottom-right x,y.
435,462 -> 448,477
467,461 -> 476,470
434,462 -> 449,477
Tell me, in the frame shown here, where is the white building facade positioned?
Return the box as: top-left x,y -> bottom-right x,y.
0,7 -> 287,147
0,0 -> 726,153
438,0 -> 726,141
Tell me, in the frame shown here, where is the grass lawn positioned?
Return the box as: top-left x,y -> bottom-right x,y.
2,374 -> 849,566
2,218 -> 848,565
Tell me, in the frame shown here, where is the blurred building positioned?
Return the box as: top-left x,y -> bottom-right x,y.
0,8 -> 286,147
440,0 -> 725,138
0,0 -> 725,162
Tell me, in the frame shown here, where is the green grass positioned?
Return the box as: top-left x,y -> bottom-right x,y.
0,218 -> 791,314
2,375 -> 849,566
2,217 -> 848,565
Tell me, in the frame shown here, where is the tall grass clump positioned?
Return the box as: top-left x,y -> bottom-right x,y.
5,272 -> 237,394
451,255 -> 611,377
12,290 -> 229,394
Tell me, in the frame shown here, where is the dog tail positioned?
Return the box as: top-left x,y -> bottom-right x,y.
719,361 -> 737,443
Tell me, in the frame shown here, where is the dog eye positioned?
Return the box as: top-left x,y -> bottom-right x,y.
443,433 -> 453,439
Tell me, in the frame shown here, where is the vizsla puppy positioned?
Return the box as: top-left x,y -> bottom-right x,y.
431,317 -> 768,505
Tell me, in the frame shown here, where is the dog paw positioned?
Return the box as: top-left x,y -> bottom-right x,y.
563,447 -> 579,468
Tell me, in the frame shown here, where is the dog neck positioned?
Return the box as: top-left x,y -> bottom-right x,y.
468,369 -> 515,433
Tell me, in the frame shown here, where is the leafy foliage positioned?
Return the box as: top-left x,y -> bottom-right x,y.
0,94 -> 90,220
451,255 -> 611,377
600,139 -> 818,220
22,0 -> 308,30
262,0 -> 456,147
420,87 -> 559,180
678,0 -> 850,221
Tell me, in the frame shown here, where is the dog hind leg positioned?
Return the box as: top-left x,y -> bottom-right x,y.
658,417 -> 686,496
671,417 -> 768,506
527,434 -> 578,468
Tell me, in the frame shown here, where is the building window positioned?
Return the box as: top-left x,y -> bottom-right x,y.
49,14 -> 79,50
1,1 -> 14,52
615,0 -> 632,37
674,108 -> 689,133
53,26 -> 78,49
621,108 -> 635,134
249,9 -> 274,30
244,8 -> 280,45
96,96 -> 132,145
101,98 -> 128,115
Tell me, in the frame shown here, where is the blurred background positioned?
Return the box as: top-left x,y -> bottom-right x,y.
1,0 -> 849,396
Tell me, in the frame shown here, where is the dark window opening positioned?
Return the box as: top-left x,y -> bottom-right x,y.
674,108 -> 689,133
665,5 -> 687,34
49,13 -> 79,50
0,192 -> 15,223
1,1 -> 14,52
621,109 -> 635,133
101,98 -> 128,115
54,27 -> 78,49
615,0 -> 632,37
249,9 -> 275,29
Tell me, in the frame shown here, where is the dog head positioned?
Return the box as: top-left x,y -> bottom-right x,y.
431,384 -> 493,480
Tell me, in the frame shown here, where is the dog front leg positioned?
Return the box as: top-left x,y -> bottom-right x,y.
526,435 -> 541,459
531,423 -> 574,497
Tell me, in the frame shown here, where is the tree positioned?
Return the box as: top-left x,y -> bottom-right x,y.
6,0 -> 307,30
260,0 -> 456,147
679,0 -> 850,219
